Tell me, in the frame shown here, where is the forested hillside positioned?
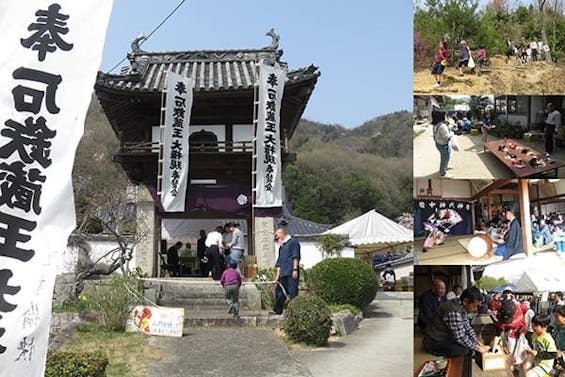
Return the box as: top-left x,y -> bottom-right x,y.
284,111 -> 413,224
74,100 -> 412,227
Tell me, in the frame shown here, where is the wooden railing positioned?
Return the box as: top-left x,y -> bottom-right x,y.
120,140 -> 256,154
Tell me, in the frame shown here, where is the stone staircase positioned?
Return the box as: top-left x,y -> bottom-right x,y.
142,278 -> 283,328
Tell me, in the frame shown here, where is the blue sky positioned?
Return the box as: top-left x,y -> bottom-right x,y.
100,0 -> 413,129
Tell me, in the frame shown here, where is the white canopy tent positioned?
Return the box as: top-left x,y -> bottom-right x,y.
516,269 -> 565,292
482,252 -> 565,291
323,209 -> 413,252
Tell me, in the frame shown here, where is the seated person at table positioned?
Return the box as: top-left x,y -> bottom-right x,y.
179,242 -> 192,257
534,219 -> 553,246
423,287 -> 490,377
462,117 -> 473,132
418,279 -> 447,330
494,204 -> 524,260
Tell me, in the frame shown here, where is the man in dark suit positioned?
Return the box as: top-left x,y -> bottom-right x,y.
270,228 -> 301,315
418,279 -> 447,330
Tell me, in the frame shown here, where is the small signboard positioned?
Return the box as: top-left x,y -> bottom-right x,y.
126,306 -> 185,337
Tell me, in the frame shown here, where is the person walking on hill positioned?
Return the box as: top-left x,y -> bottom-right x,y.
431,41 -> 449,88
458,40 -> 470,77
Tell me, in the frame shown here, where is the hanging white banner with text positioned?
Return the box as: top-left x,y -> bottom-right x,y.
161,71 -> 193,212
254,62 -> 286,208
0,1 -> 113,376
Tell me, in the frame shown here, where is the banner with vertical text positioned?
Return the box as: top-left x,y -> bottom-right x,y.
161,71 -> 193,212
0,1 -> 113,376
254,62 -> 286,208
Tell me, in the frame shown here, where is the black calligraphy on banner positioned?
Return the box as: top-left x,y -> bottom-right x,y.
168,81 -> 187,197
263,74 -> 279,192
12,68 -> 62,114
15,336 -> 35,362
20,3 -> 73,62
0,3 -> 73,355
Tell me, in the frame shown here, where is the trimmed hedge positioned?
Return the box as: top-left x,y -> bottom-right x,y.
283,295 -> 332,346
45,351 -> 108,377
308,258 -> 377,309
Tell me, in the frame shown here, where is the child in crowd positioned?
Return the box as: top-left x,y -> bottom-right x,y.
431,41 -> 449,88
220,259 -> 242,319
553,306 -> 565,374
525,314 -> 558,377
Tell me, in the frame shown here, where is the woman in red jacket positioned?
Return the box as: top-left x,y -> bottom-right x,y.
431,41 -> 449,88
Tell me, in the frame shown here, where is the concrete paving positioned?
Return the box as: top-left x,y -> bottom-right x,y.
145,291 -> 413,377
294,291 -> 414,377
146,327 -> 309,377
414,123 -> 565,179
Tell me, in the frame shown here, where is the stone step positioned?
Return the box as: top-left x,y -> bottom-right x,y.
142,277 -> 262,311
158,290 -> 254,299
182,310 -> 283,329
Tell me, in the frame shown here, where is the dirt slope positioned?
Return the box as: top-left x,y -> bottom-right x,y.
414,55 -> 565,94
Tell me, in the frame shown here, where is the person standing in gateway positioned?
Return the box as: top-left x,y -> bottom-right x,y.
227,223 -> 245,274
270,228 -> 301,315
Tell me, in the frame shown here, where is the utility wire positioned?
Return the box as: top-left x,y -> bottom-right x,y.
107,0 -> 187,73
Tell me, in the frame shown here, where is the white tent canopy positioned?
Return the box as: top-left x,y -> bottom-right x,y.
323,209 -> 413,246
482,253 -> 565,291
516,269 -> 565,292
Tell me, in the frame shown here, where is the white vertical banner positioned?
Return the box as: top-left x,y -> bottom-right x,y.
254,62 -> 286,208
161,71 -> 193,212
0,1 -> 113,376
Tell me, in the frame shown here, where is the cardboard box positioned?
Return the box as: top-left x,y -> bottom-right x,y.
481,351 -> 507,371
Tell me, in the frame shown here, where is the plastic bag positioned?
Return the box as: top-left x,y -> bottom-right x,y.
509,332 -> 531,366
450,134 -> 460,151
468,55 -> 476,69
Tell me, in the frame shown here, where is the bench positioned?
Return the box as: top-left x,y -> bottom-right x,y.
555,134 -> 565,147
523,131 -> 544,142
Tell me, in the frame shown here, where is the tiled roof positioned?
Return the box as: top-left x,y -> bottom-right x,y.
96,48 -> 320,93
276,204 -> 332,237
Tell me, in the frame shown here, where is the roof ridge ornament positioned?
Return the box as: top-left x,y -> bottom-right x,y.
265,28 -> 279,50
131,33 -> 147,54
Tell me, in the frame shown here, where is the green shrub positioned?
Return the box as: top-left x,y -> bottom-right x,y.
45,351 -> 108,377
283,295 -> 332,346
327,304 -> 362,316
252,267 -> 277,309
82,276 -> 142,331
308,258 -> 377,309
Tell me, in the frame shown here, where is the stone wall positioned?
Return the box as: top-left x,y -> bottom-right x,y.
52,273 -> 75,307
48,312 -> 81,352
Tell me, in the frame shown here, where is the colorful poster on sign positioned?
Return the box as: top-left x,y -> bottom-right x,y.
254,62 -> 286,208
161,71 -> 193,212
126,306 -> 185,337
413,199 -> 473,237
0,2 -> 113,376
